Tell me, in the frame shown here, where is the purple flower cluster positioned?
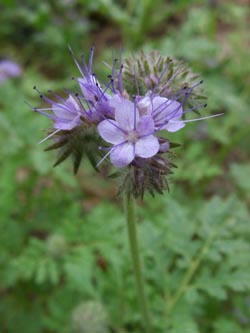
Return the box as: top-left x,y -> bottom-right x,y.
33,47 -> 220,196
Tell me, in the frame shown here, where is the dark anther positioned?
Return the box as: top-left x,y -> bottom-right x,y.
200,80 -> 204,84
107,75 -> 112,78
75,93 -> 79,97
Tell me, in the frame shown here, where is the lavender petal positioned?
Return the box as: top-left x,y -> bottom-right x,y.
135,135 -> 159,158
98,120 -> 125,144
137,115 -> 155,136
110,142 -> 134,167
164,120 -> 186,132
54,115 -> 81,130
111,96 -> 138,131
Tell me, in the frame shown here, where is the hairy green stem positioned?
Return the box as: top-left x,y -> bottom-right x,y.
124,194 -> 151,333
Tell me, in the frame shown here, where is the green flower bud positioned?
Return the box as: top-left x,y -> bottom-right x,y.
46,234 -> 67,259
71,301 -> 109,333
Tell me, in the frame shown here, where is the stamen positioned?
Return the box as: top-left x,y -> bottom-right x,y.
38,129 -> 61,144
96,148 -> 113,167
87,46 -> 95,73
25,100 -> 36,110
183,103 -> 207,115
33,86 -> 44,98
33,107 -> 54,111
154,101 -> 183,124
68,45 -> 85,78
153,98 -> 182,121
133,98 -> 137,130
99,78 -> 114,98
74,94 -> 90,117
152,61 -> 171,94
169,80 -> 204,108
118,64 -> 123,93
47,90 -> 65,103
181,113 -> 223,123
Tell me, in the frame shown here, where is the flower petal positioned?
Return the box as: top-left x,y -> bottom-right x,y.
110,142 -> 135,167
54,115 -> 81,130
164,120 -> 186,132
98,120 -> 125,144
78,76 -> 101,102
53,104 -> 74,120
108,94 -> 122,109
135,135 -> 159,158
52,95 -> 78,120
152,96 -> 168,110
137,116 -> 155,136
109,96 -> 138,131
153,97 -> 183,127
137,96 -> 152,116
65,95 -> 79,111
164,100 -> 183,119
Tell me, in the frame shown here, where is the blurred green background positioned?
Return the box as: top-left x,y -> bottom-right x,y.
0,1 -> 250,332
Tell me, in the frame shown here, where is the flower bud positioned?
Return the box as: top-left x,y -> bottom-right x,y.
71,301 -> 109,333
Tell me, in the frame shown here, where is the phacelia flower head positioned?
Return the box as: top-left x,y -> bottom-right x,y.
32,47 -> 220,197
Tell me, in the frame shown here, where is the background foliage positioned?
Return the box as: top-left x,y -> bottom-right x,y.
0,0 -> 249,332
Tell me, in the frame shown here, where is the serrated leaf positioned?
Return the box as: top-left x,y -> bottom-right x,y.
169,301 -> 199,333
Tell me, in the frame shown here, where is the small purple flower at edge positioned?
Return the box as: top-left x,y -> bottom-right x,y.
0,59 -> 22,83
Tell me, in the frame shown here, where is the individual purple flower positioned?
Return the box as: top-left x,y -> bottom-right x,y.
78,75 -> 108,104
33,90 -> 83,131
137,95 -> 185,132
52,95 -> 82,130
98,95 -> 160,167
77,76 -> 113,122
70,45 -> 113,104
69,46 -> 113,122
0,59 -> 22,83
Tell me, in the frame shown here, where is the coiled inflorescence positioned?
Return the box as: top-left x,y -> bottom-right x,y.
32,47 -> 219,198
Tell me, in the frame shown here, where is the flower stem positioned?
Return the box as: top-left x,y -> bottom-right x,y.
124,194 -> 151,333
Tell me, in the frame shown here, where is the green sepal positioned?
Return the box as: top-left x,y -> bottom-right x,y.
44,125 -> 101,174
